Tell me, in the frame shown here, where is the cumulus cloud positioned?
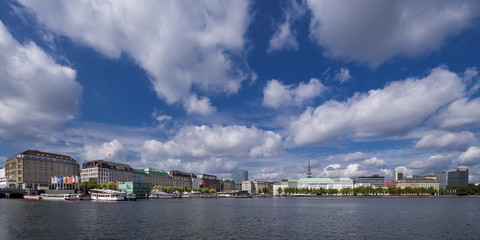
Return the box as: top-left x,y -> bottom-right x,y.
415,131 -> 476,151
81,139 -> 126,162
141,124 -> 283,161
268,0 -> 306,52
429,98 -> 480,130
322,157 -> 388,178
19,0 -> 253,115
183,95 -> 216,116
290,67 -> 465,145
458,146 -> 480,166
409,154 -> 453,172
306,0 -> 480,67
263,78 -> 324,108
335,67 -> 352,83
0,20 -> 82,141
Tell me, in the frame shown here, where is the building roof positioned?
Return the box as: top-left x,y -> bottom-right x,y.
82,160 -> 132,171
144,168 -> 170,175
12,150 -> 76,162
298,178 -> 334,182
197,174 -> 219,180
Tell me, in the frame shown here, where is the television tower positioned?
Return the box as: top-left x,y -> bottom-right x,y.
306,161 -> 312,178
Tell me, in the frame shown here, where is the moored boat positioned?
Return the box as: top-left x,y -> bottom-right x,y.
125,193 -> 136,201
149,189 -> 174,199
91,189 -> 126,201
24,195 -> 42,200
40,193 -> 69,200
65,193 -> 91,200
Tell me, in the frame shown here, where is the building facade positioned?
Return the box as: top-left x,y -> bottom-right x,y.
118,182 -> 151,198
144,168 -> 173,187
197,174 -> 221,191
132,169 -> 146,183
273,179 -> 298,195
448,168 -> 469,187
395,177 -> 439,191
5,150 -> 79,190
220,178 -> 235,191
393,167 -> 405,181
297,178 -> 354,190
425,172 -> 447,189
232,170 -> 248,183
354,175 -> 385,188
168,170 -> 196,188
242,180 -> 266,194
80,160 -> 133,183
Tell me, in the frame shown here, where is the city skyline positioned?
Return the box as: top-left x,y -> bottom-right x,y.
1,1 -> 480,182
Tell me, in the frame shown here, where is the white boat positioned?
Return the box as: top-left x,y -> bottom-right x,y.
40,193 -> 69,200
149,189 -> 174,199
125,193 -> 136,201
24,195 -> 42,200
91,189 -> 126,201
65,193 -> 91,200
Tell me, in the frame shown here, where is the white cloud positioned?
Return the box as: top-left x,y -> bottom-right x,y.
409,154 -> 452,172
263,78 -> 324,108
322,157 -> 389,178
183,95 -> 217,116
429,98 -> 480,130
458,146 -> 480,166
290,67 -> 465,145
335,67 -> 352,83
81,139 -> 126,161
141,124 -> 283,161
0,20 -> 82,141
306,0 -> 480,67
19,0 -> 253,114
326,152 -> 369,163
415,131 -> 476,151
268,0 -> 305,52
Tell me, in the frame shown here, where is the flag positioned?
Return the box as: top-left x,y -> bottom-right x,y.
18,147 -> 20,151
109,154 -> 111,156
116,181 -> 121,184
78,176 -> 81,183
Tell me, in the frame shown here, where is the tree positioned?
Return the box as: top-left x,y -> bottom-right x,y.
209,188 -> 217,194
107,181 -> 117,190
277,187 -> 283,195
262,186 -> 269,194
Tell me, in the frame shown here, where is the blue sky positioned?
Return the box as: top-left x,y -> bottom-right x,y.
1,0 -> 480,182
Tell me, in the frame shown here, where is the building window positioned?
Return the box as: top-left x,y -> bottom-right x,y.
34,161 -> 37,164
50,168 -> 53,171
34,166 -> 37,170
40,162 -> 43,165
34,172 -> 37,175
18,170 -> 22,174
27,166 -> 30,170
27,160 -> 30,163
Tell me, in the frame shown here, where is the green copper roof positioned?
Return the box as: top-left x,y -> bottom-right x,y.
144,168 -> 170,176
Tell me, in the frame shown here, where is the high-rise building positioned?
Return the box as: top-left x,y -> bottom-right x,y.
425,172 -> 447,189
232,170 -> 248,183
5,150 -> 80,190
448,168 -> 469,187
393,167 -> 405,181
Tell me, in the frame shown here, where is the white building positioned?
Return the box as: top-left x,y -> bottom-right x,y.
242,180 -> 266,194
0,167 -> 17,189
393,167 -> 406,181
273,179 -> 297,195
296,178 -> 353,190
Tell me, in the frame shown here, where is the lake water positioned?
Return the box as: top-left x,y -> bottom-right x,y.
0,197 -> 479,239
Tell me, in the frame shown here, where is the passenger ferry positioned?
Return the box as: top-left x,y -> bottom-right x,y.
91,189 -> 126,201
24,194 -> 42,200
40,193 -> 69,200
149,189 -> 174,199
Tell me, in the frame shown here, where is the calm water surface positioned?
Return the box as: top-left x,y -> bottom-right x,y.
0,197 -> 479,239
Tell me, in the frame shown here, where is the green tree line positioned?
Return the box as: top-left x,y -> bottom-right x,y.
277,184 -> 480,196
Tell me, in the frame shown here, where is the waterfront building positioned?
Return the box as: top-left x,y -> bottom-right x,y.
197,174 -> 221,191
242,180 -> 266,194
395,177 -> 439,191
273,179 -> 298,195
132,169 -> 146,183
297,178 -> 353,190
354,175 -> 385,188
80,160 -> 133,183
5,150 -> 79,190
234,182 -> 241,191
232,170 -> 248,183
192,177 -> 200,189
118,182 -> 151,198
0,167 -> 17,189
168,170 -> 196,189
425,172 -> 447,189
393,167 -> 406,181
220,178 -> 235,191
144,168 -> 173,187
448,168 -> 469,187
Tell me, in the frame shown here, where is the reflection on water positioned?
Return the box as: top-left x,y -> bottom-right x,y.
0,197 -> 479,239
